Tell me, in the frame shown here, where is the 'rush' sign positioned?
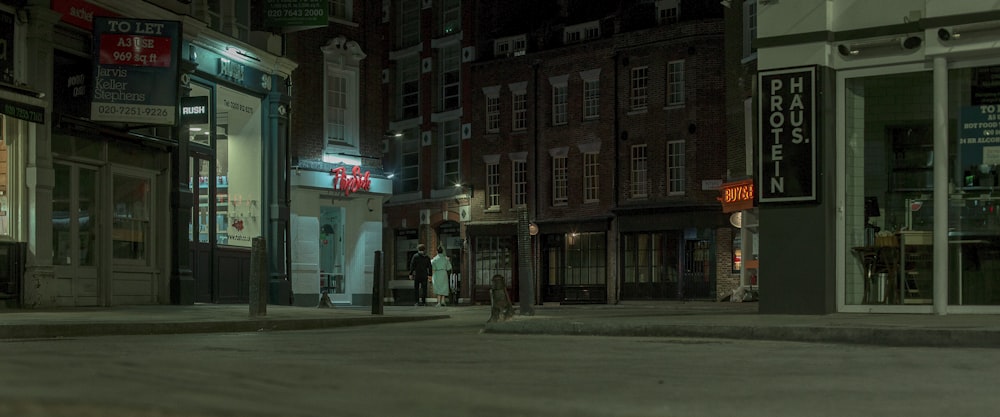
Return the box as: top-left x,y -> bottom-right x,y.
758,66 -> 817,203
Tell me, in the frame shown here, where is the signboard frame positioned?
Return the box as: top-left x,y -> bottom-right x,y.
757,66 -> 818,203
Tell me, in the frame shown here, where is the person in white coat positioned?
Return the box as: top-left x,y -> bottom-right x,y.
430,246 -> 452,307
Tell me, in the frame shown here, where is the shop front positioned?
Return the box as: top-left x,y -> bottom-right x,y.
616,208 -> 728,301
535,218 -> 609,304
289,162 -> 391,306
840,61 -> 1000,313
179,41 -> 295,304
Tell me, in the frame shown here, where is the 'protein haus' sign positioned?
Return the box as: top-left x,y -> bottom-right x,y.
758,66 -> 817,203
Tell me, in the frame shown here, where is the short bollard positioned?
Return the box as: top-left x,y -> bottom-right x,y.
249,236 -> 268,318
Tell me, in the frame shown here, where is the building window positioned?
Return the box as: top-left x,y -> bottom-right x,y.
553,156 -> 568,205
565,232 -> 606,286
631,66 -> 648,110
440,120 -> 461,187
439,44 -> 461,111
203,0 -> 250,41
564,21 -> 600,44
657,0 -> 680,24
512,160 -> 527,206
552,84 -> 567,125
399,129 -> 420,193
326,73 -> 347,146
474,236 -> 513,289
512,91 -> 527,131
329,0 -> 351,21
487,162 -> 500,209
667,60 -> 685,106
667,140 -> 685,195
397,0 -> 421,48
398,55 -> 420,120
584,153 -> 599,202
743,0 -> 757,60
486,94 -> 500,132
583,79 -> 600,120
323,63 -> 359,152
440,0 -> 461,36
494,35 -> 527,57
631,144 -> 647,198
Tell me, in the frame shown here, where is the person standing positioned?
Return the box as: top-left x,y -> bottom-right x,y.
430,246 -> 452,307
408,244 -> 431,306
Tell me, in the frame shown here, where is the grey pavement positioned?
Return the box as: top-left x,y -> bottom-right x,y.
3,300 -> 1000,348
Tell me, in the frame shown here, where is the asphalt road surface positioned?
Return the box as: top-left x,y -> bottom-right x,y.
2,311 -> 999,417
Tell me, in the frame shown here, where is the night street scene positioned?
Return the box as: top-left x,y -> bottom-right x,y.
3,0 -> 1000,416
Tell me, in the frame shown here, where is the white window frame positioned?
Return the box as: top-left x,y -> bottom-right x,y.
631,66 -> 648,110
553,155 -> 568,206
200,0 -> 250,41
564,21 -> 600,43
667,60 -> 685,107
495,35 -> 527,57
440,0 -> 461,36
398,0 -> 421,48
323,64 -> 360,151
512,90 -> 527,131
583,79 -> 600,120
440,119 -> 461,188
742,0 -> 758,62
487,162 -> 500,209
512,160 -> 527,207
584,153 -> 599,203
656,0 -> 680,24
326,72 -> 348,145
486,94 -> 501,132
399,129 -> 420,193
667,140 -> 685,195
398,55 -> 420,120
552,84 -> 568,126
439,43 -> 461,111
631,144 -> 648,198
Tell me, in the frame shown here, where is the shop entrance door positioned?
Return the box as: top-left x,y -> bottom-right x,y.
190,155 -> 216,302
320,206 -> 348,304
52,162 -> 101,306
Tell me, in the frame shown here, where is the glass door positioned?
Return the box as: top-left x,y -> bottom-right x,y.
52,162 -> 100,306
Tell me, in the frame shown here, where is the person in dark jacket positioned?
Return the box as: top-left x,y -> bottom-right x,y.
408,244 -> 432,306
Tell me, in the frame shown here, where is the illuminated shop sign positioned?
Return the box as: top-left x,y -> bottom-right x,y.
180,95 -> 209,124
330,166 -> 371,196
718,179 -> 755,213
758,66 -> 817,203
51,0 -> 119,31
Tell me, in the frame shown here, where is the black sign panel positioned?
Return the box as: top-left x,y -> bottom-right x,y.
181,96 -> 209,124
758,66 -> 817,203
0,10 -> 13,85
53,50 -> 93,118
0,97 -> 44,123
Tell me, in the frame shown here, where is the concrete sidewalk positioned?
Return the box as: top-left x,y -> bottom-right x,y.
3,301 -> 1000,348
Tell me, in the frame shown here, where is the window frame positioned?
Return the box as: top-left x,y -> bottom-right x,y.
328,0 -> 352,22
667,60 -> 685,107
552,84 -> 568,125
742,0 -> 758,62
486,94 -> 501,132
512,90 -> 527,131
584,152 -> 599,203
512,159 -> 527,207
552,155 -> 568,206
398,55 -> 420,120
399,129 -> 420,193
438,44 -> 461,111
440,120 -> 462,188
583,79 -> 600,120
323,63 -> 360,150
631,144 -> 648,198
487,162 -> 500,209
631,66 -> 649,111
439,0 -> 461,36
667,140 -> 685,195
397,0 -> 421,48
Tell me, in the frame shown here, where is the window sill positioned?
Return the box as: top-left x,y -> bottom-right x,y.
626,108 -> 648,116
663,104 -> 685,110
328,17 -> 359,27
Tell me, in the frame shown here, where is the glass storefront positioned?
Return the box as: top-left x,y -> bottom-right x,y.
844,63 -> 1000,308
186,83 -> 262,248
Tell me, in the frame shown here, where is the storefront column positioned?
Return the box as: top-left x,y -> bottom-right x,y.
933,56 -> 949,315
170,61 -> 199,305
265,84 -> 291,305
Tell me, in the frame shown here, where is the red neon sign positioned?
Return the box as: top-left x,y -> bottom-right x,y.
718,179 -> 755,213
330,166 -> 372,196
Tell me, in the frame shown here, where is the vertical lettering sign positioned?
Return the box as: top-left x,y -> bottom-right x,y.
0,10 -> 13,84
758,67 -> 817,203
91,17 -> 180,125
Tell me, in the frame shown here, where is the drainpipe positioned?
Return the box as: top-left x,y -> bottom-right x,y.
611,50 -> 621,304
532,58 -> 542,305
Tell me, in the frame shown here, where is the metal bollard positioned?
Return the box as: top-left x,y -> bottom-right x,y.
249,236 -> 268,317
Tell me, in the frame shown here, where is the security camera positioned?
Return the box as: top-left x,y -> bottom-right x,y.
938,27 -> 954,41
901,36 -> 922,50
